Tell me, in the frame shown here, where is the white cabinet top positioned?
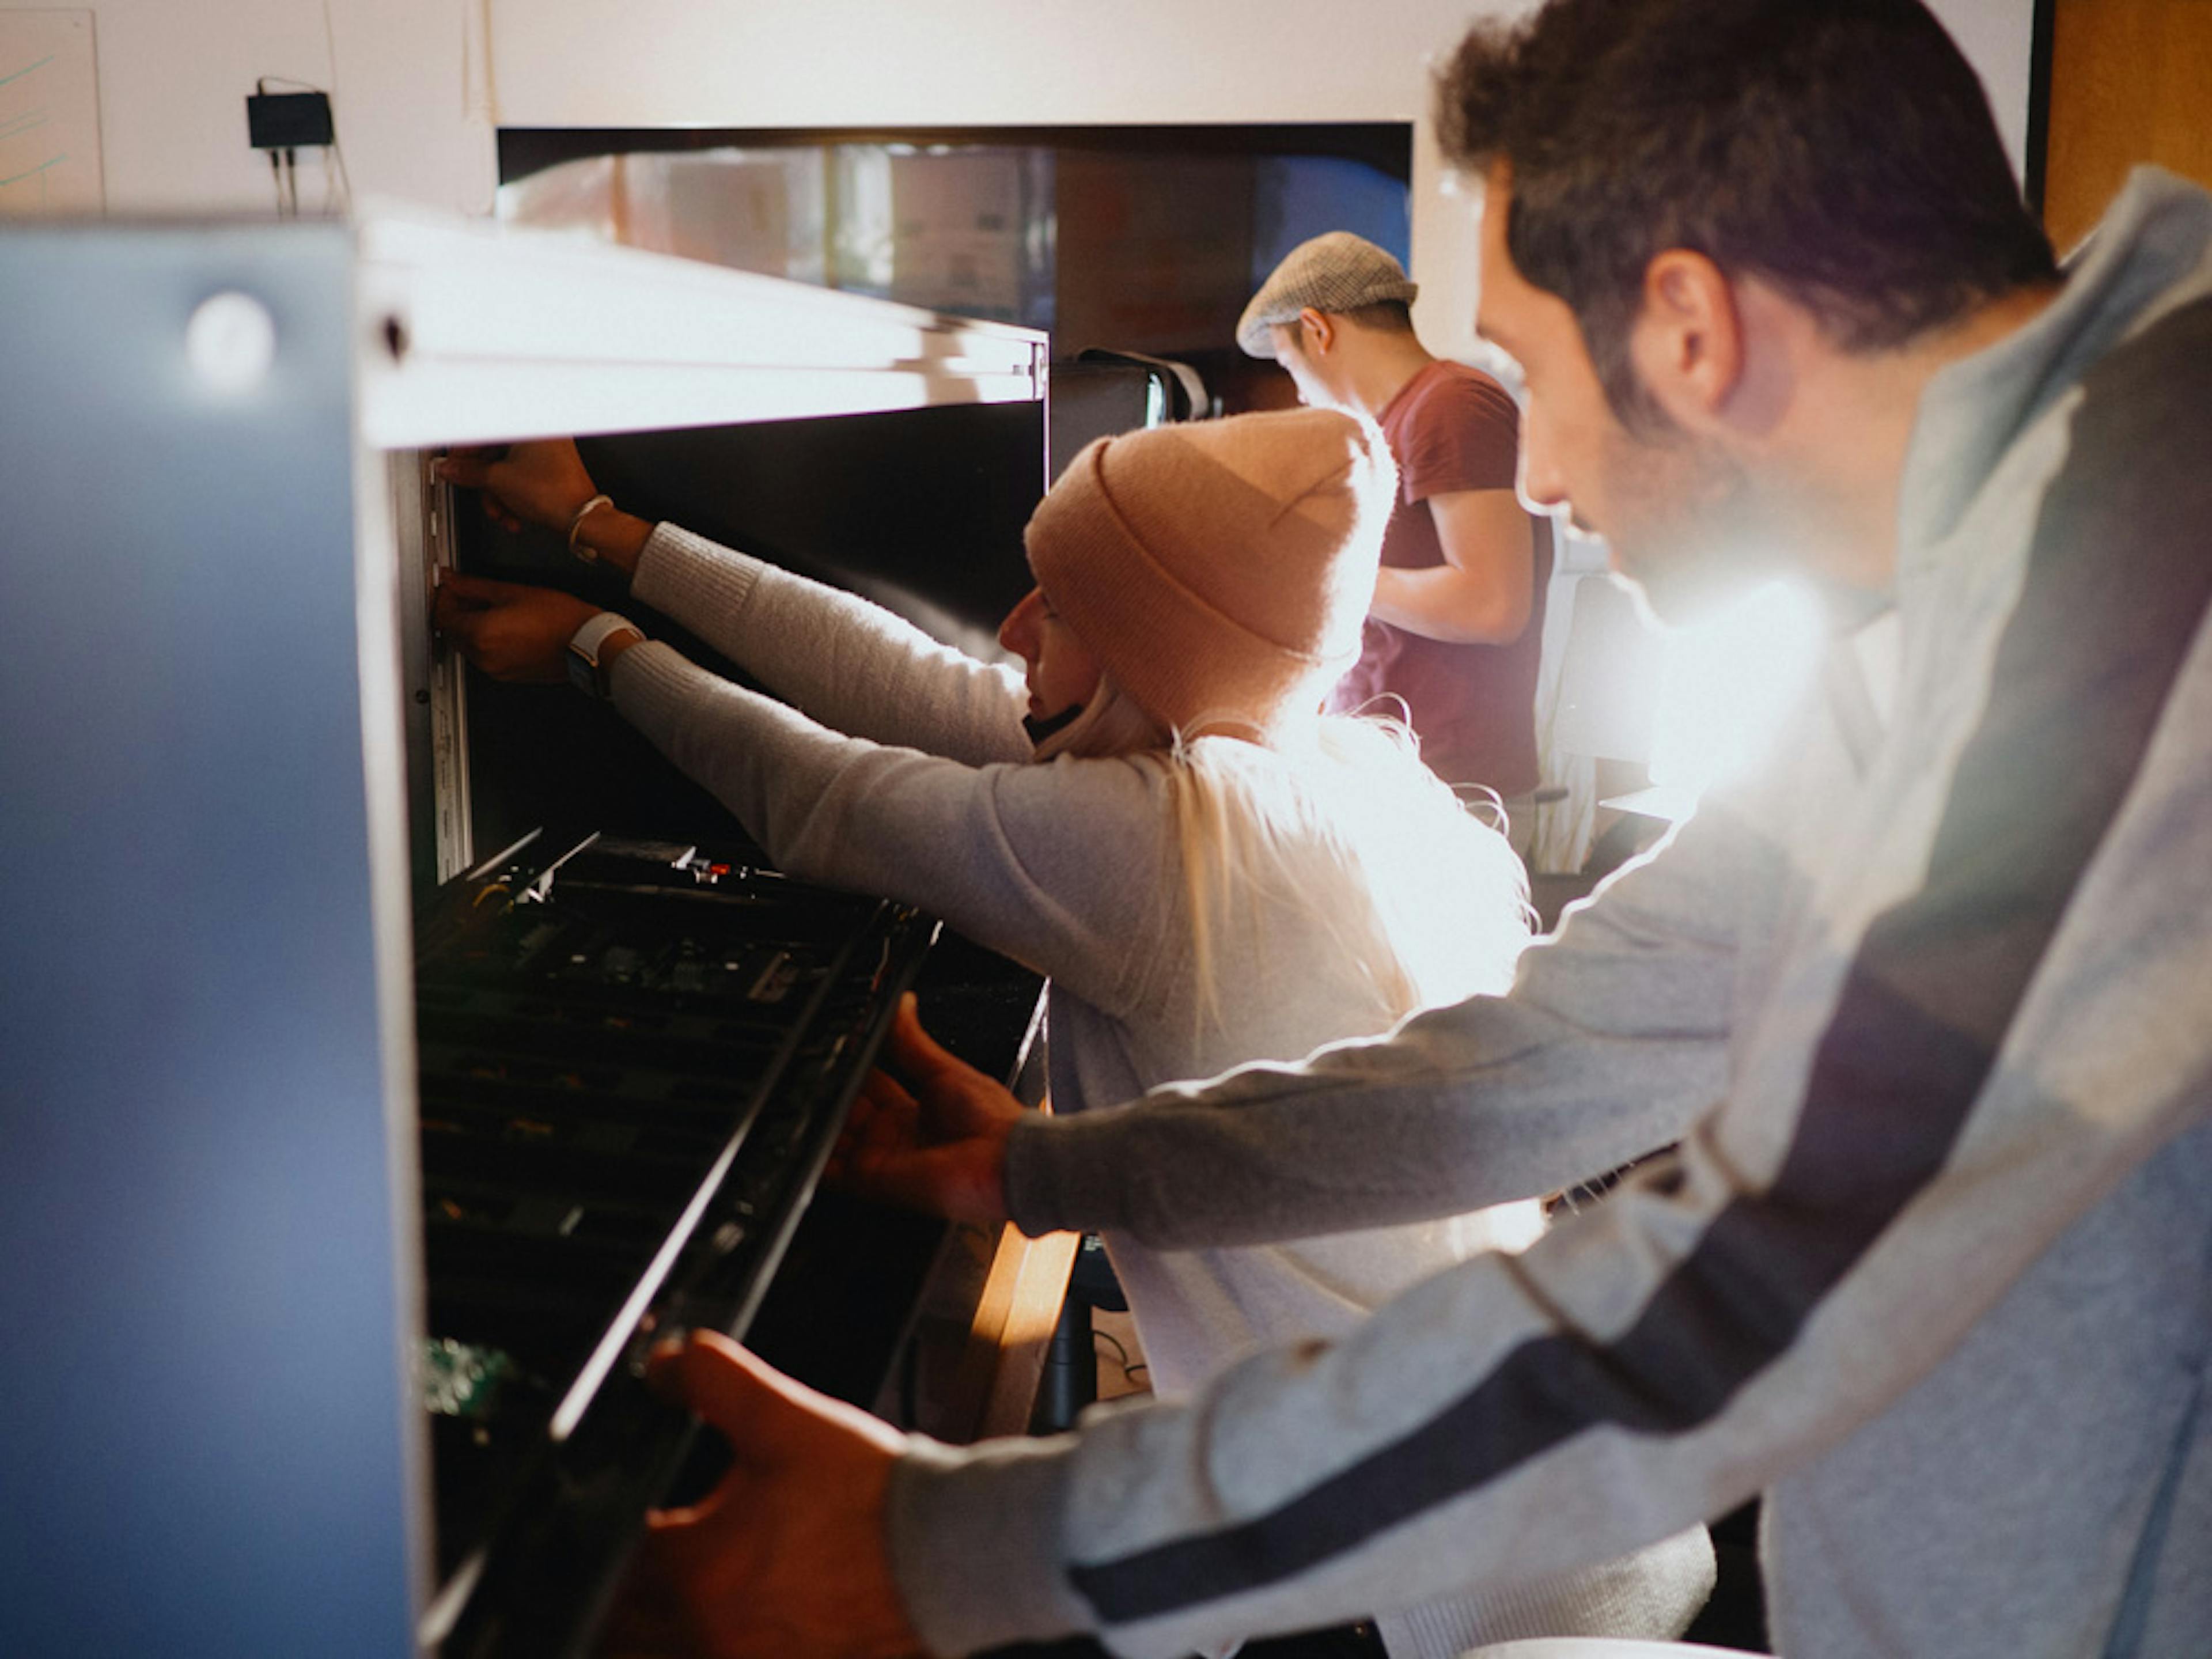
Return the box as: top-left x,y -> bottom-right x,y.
357,209 -> 1046,449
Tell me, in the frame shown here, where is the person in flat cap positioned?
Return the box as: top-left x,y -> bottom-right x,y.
1240,232 -> 1552,849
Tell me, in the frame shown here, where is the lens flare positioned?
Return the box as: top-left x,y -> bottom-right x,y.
1647,579 -> 1824,797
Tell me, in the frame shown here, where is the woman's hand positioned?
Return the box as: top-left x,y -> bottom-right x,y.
605,1331 -> 926,1659
828,995 -> 1020,1229
435,440 -> 655,573
434,438 -> 601,536
432,571 -> 602,682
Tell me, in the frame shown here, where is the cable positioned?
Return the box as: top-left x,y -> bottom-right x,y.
317,0 -> 354,216
257,77 -> 281,215
328,132 -> 354,217
320,0 -> 354,218
1092,1330 -> 1150,1391
255,71 -> 350,217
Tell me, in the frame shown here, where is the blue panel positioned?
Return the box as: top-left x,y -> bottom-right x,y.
0,226 -> 414,1656
1250,154 -> 1414,286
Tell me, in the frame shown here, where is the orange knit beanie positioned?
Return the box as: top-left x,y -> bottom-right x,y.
1023,408 -> 1392,740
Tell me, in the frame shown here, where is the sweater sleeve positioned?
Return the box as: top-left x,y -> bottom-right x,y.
608,639 -> 1166,1014
628,523 -> 1033,767
1000,801 -> 1747,1247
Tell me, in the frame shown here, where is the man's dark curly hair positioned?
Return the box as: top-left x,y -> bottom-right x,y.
1438,0 -> 2058,427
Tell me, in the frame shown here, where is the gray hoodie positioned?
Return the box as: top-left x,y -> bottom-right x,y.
885,169 -> 2212,1659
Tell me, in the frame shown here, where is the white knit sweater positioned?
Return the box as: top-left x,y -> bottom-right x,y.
605,525 -> 1714,1654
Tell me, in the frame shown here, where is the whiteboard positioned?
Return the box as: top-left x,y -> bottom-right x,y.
0,10 -> 101,214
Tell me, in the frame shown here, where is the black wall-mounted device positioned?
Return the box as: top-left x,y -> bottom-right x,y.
247,90 -> 334,150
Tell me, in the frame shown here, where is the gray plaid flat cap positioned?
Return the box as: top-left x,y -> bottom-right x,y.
1237,232 -> 1420,358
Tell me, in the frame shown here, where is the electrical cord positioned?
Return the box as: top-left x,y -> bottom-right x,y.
317,0 -> 354,215
254,74 -> 351,217
1091,1330 -> 1149,1388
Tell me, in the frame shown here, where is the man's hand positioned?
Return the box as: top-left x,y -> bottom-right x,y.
828,995 -> 1020,1229
432,571 -> 601,682
615,1330 -> 926,1659
434,438 -> 601,535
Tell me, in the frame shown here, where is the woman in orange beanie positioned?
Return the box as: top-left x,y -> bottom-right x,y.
435,412 -> 1712,1654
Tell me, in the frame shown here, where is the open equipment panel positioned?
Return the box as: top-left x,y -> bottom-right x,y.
0,213 -> 1048,1659
413,830 -> 937,1654
378,216 -> 1054,1654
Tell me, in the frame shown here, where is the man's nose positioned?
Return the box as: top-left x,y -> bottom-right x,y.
1517,438 -> 1566,516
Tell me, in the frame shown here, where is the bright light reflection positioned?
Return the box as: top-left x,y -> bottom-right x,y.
1646,579 -> 1824,797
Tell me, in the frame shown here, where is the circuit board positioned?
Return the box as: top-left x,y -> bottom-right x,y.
412,832 -> 933,1657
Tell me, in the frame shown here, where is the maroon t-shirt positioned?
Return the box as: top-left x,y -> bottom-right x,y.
1325,359 -> 1552,796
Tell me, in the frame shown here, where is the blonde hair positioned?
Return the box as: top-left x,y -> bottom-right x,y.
1030,678 -> 1531,1034
1170,711 -> 1531,1032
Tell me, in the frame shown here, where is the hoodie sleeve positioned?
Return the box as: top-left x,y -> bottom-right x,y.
1000,797 -> 1747,1246
884,282 -> 2212,1657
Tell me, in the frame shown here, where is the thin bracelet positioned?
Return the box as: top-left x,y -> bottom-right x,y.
566,493 -> 613,562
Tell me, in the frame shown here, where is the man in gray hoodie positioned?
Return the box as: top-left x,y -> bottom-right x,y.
628,3 -> 2212,1655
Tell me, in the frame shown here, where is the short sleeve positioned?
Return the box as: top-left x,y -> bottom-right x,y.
1389,368 -> 1522,503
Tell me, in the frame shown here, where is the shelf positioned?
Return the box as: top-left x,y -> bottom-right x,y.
356,208 -> 1047,448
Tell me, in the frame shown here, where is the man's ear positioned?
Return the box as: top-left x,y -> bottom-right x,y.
1299,307 -> 1336,357
1628,250 -> 1744,434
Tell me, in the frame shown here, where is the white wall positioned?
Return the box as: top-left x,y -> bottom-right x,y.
1934,0 -> 2037,179
480,0 -> 1516,352
481,1 -> 2033,158
483,0 -> 2037,354
24,0 -> 2035,330
0,0 -> 493,215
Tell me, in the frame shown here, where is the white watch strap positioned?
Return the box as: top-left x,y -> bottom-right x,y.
566,611 -> 643,699
566,493 -> 613,561
568,609 -> 641,664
